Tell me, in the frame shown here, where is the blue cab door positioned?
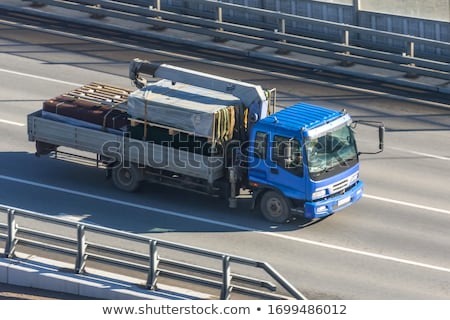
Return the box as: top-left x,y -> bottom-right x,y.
249,131 -> 306,201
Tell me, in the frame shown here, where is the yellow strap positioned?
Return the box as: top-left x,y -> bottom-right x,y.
228,106 -> 235,141
222,108 -> 228,142
216,110 -> 222,143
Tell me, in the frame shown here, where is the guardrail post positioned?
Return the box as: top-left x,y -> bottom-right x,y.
149,0 -> 165,30
353,0 -> 361,26
276,18 -> 289,54
404,41 -> 418,78
147,240 -> 159,290
343,30 -> 350,47
340,29 -> 354,66
220,255 -> 232,300
214,6 -> 227,42
407,41 -> 415,59
277,17 -> 286,38
216,6 -> 223,30
153,0 -> 161,18
75,224 -> 87,273
4,209 -> 18,258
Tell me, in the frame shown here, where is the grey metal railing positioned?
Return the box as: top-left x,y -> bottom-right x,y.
16,0 -> 450,83
0,204 -> 306,300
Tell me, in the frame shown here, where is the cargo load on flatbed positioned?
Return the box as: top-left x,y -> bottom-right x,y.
127,79 -> 239,142
41,82 -> 131,134
28,75 -> 242,185
39,79 -> 240,148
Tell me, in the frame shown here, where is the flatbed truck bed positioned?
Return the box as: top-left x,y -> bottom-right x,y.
27,109 -> 226,190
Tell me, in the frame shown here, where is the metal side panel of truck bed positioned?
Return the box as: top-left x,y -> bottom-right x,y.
27,110 -> 225,182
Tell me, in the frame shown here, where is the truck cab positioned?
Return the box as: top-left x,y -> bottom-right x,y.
248,103 -> 364,223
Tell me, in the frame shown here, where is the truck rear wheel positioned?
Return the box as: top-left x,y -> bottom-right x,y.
260,191 -> 291,223
111,163 -> 142,192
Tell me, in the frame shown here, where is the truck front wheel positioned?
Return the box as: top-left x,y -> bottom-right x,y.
111,163 -> 142,192
259,191 -> 291,223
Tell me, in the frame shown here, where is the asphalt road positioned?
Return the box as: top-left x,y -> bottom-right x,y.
0,19 -> 449,300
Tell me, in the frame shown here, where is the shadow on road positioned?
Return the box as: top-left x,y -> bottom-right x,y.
0,151 -> 315,235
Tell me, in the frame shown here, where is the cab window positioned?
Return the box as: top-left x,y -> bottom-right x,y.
254,131 -> 267,160
272,135 -> 303,176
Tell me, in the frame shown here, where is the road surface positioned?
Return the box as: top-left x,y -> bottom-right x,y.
0,16 -> 449,300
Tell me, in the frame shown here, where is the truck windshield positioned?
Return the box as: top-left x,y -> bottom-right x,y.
305,124 -> 358,180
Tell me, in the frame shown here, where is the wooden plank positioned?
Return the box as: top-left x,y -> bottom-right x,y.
64,82 -> 132,105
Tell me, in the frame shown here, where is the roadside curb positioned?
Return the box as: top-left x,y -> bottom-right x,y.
0,254 -> 208,300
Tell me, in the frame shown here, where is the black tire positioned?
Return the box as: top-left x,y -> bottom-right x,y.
35,141 -> 57,155
111,163 -> 142,192
259,190 -> 291,223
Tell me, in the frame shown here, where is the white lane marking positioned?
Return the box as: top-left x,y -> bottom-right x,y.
262,231 -> 450,273
0,119 -> 25,126
364,194 -> 450,215
389,146 -> 450,161
1,174 -> 449,274
57,213 -> 94,223
0,68 -> 82,87
355,137 -> 450,161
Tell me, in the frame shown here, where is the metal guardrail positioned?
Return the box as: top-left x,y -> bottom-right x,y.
22,0 -> 450,82
0,204 -> 306,300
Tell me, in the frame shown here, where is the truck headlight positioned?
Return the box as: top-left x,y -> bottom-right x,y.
316,206 -> 328,213
350,172 -> 359,184
312,190 -> 326,199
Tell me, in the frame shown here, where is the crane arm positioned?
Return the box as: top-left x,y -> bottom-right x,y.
128,58 -> 267,108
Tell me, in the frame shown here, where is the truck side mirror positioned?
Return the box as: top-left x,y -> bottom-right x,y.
379,125 -> 385,152
353,120 -> 385,155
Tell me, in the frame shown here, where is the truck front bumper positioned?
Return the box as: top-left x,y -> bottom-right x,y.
303,181 -> 364,219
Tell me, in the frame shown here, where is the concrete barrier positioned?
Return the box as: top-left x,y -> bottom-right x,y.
0,253 -> 210,300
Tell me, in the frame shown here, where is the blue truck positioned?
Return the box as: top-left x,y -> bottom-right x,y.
28,59 -> 383,223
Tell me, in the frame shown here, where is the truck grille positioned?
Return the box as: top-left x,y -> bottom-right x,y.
331,179 -> 349,194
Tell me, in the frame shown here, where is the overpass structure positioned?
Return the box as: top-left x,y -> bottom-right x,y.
0,0 -> 449,94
